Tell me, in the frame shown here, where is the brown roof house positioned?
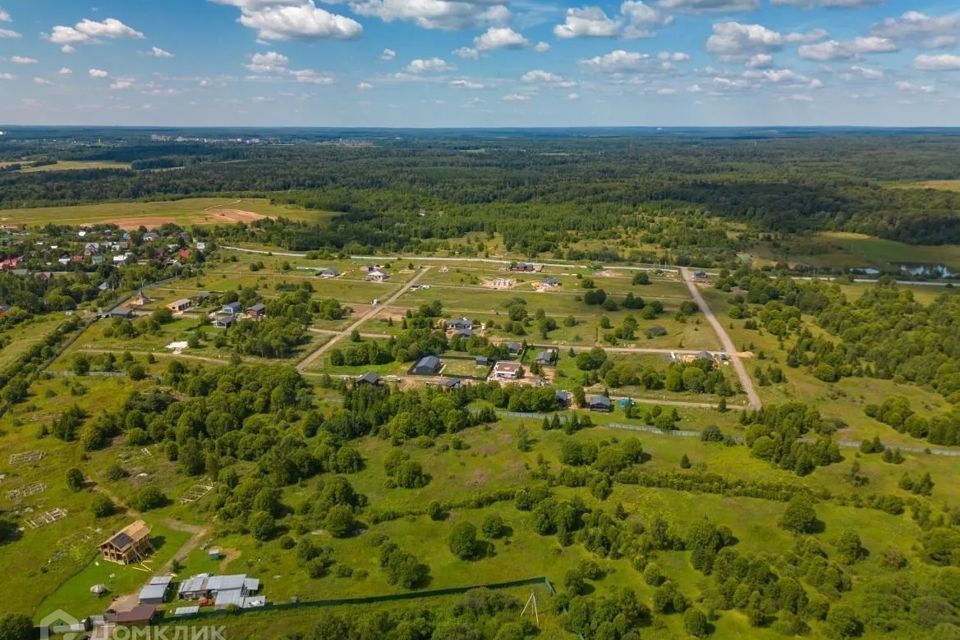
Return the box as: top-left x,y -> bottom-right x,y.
100,520 -> 154,565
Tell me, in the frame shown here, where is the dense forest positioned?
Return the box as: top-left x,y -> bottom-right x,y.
3,131 -> 960,249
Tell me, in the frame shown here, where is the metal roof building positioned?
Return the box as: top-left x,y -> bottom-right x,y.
138,575 -> 173,605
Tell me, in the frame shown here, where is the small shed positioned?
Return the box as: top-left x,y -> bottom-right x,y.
138,575 -> 173,605
246,303 -> 267,318
356,372 -> 381,386
587,395 -> 613,412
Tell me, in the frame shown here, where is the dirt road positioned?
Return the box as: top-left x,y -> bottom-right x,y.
681,268 -> 762,410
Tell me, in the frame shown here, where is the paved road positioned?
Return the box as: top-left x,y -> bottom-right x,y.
681,268 -> 762,411
296,267 -> 431,373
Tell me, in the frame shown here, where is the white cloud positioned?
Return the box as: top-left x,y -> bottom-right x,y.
237,2 -> 362,41
290,69 -> 334,84
503,93 -> 532,101
246,51 -> 289,73
580,49 -> 684,73
657,0 -> 758,12
110,79 -> 134,90
0,8 -> 10,22
10,55 -> 37,64
521,69 -> 577,87
358,81 -> 374,89
554,2 -> 671,40
33,77 -> 53,85
913,54 -> 960,71
0,72 -> 14,80
380,48 -> 396,61
147,46 -> 174,58
745,53 -> 773,68
58,67 -> 73,76
534,41 -> 550,53
453,47 -> 480,60
450,78 -> 485,89
89,68 -> 109,78
847,65 -> 884,79
349,0 -> 510,31
0,29 -> 20,39
405,57 -> 456,73
772,0 -> 881,7
783,28 -> 828,43
48,17 -> 144,53
798,36 -> 897,61
474,27 -> 528,51
872,11 -> 960,50
706,22 -> 782,59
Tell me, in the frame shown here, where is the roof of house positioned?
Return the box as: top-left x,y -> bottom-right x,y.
138,576 -> 172,602
178,575 -> 208,595
112,605 -> 158,624
357,372 -> 380,385
506,342 -> 522,352
414,355 -> 441,372
102,520 -> 150,551
248,303 -> 266,313
588,395 -> 612,407
222,301 -> 242,312
493,361 -> 522,374
169,298 -> 192,308
536,349 -> 557,362
439,378 -> 462,389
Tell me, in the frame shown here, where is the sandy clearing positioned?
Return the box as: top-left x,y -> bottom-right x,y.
110,216 -> 180,230
206,208 -> 270,224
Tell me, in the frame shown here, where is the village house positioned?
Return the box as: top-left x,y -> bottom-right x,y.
356,372 -> 381,386
365,268 -> 390,283
221,301 -> 243,315
536,349 -> 558,366
167,298 -> 193,313
319,267 -> 340,279
99,520 -> 154,565
138,575 -> 173,605
510,262 -> 543,273
491,361 -> 523,381
444,317 -> 474,337
412,355 -> 442,376
177,573 -> 261,610
505,342 -> 524,357
246,303 -> 267,319
587,395 -> 613,412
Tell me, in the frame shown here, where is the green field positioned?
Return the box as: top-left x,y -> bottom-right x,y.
0,197 -> 327,228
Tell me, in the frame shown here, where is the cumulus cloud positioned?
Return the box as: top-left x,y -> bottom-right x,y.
521,69 -> 577,87
554,2 -> 672,39
33,77 -> 53,86
110,79 -> 134,90
534,41 -> 550,53
88,68 -> 109,78
580,49 -> 687,73
798,36 -> 897,61
358,81 -> 374,89
706,22 -> 782,60
502,93 -> 532,101
58,67 -> 73,76
243,50 -> 335,84
237,2 -> 362,40
872,11 -> 960,50
0,72 -> 15,80
147,46 -> 174,58
405,57 -> 456,73
450,78 -> 486,89
772,0 -> 881,7
0,28 -> 20,39
246,51 -> 289,73
380,48 -> 396,61
913,54 -> 960,71
48,17 -> 144,53
10,55 -> 37,64
475,27 -> 528,50
349,0 -> 510,31
657,0 -> 758,12
0,8 -> 10,22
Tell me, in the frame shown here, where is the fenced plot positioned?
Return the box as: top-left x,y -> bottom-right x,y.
180,483 -> 214,504
7,481 -> 46,501
25,508 -> 68,529
9,450 -> 44,465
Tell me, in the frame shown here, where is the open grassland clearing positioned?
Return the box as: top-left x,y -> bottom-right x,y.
0,160 -> 132,173
1,197 -> 326,228
751,231 -> 960,273
0,315 -> 66,371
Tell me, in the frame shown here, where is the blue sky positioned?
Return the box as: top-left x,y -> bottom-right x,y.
1,0 -> 959,126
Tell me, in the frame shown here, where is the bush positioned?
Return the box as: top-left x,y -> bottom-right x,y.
91,494 -> 116,518
130,486 -> 168,511
779,496 -> 819,534
449,522 -> 481,560
482,514 -> 506,539
324,505 -> 357,538
684,608 -> 710,638
66,468 -> 85,492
